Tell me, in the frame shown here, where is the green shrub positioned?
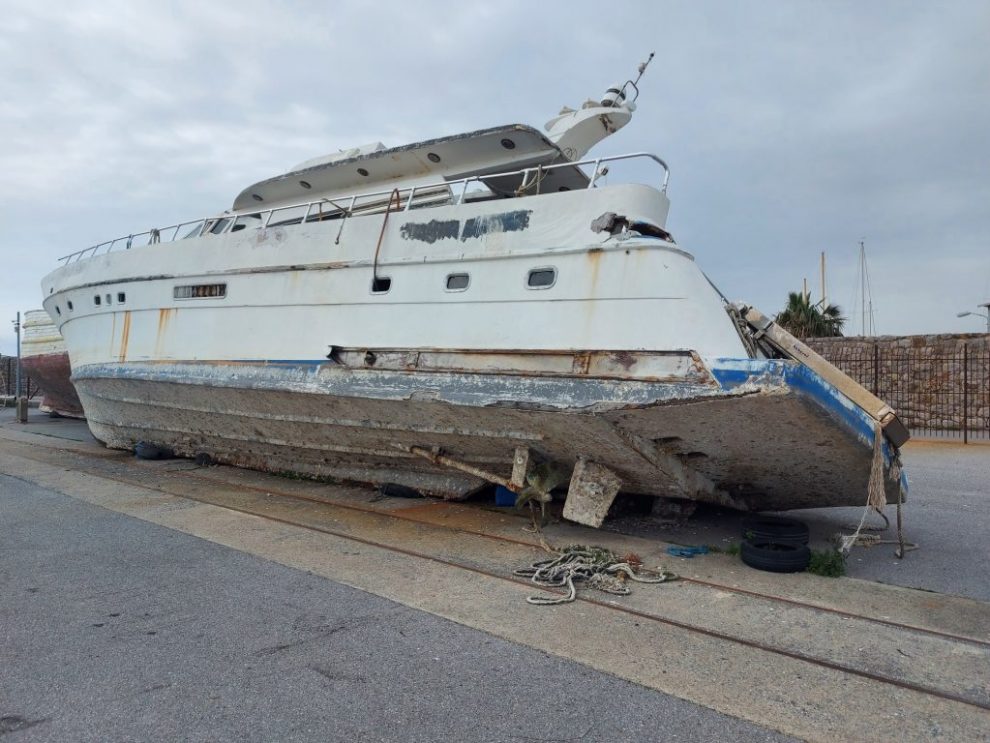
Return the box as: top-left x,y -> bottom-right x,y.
807,548 -> 846,577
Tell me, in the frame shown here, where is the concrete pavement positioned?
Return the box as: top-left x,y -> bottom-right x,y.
1,474 -> 790,742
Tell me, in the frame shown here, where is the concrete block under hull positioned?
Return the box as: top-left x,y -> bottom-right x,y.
71,359 -> 905,513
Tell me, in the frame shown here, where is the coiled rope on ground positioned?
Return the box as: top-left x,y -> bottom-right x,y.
514,545 -> 677,606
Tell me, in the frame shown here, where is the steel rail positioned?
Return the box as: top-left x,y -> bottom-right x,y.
162,462 -> 990,650
5,434 -> 990,715
48,457 -> 990,713
3,429 -> 987,652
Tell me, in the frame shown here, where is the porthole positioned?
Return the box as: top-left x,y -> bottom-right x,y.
299,180 -> 312,189
357,167 -> 369,177
55,305 -> 61,315
445,273 -> 469,291
427,152 -> 441,163
252,194 -> 263,202
94,295 -> 101,306
117,292 -> 126,303
500,138 -> 516,150
67,301 -> 74,311
527,268 -> 556,289
371,276 -> 391,293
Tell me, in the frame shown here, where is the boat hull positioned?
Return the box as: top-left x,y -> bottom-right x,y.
21,352 -> 85,419
20,310 -> 85,419
72,355 -> 905,511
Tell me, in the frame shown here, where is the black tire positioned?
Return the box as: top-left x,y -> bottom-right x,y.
740,540 -> 811,573
742,515 -> 809,545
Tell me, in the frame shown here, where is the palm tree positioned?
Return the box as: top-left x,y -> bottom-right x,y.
776,292 -> 846,338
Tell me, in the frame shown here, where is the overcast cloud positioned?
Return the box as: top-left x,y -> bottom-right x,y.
1,0 -> 988,352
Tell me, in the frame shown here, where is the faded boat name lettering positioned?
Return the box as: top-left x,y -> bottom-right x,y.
399,219 -> 460,244
400,210 -> 533,244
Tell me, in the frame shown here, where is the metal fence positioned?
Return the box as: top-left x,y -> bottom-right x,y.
0,356 -> 40,400
820,343 -> 990,442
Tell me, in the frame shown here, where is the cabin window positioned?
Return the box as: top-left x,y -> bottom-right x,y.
445,273 -> 469,291
67,301 -> 74,311
182,221 -> 206,239
117,292 -> 126,303
208,218 -> 231,235
267,205 -> 309,228
94,295 -> 101,306
174,283 -> 227,299
55,305 -> 61,315
527,268 -> 556,289
371,276 -> 391,294
106,293 -> 112,305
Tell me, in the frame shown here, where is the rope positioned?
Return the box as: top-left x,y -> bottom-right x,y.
514,166 -> 548,196
838,422 -> 916,557
372,189 -> 403,279
514,545 -> 677,606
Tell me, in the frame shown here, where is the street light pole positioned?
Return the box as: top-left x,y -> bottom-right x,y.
14,311 -> 21,398
12,311 -> 27,422
957,304 -> 990,333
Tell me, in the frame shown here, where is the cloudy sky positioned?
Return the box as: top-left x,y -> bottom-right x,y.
1,0 -> 988,352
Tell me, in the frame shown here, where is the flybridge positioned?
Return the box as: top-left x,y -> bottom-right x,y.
57,151 -> 670,265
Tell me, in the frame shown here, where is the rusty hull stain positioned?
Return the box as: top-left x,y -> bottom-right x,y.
118,311 -> 131,363
155,308 -> 176,357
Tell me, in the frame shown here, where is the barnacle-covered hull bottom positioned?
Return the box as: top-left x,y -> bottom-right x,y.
72,350 -> 906,520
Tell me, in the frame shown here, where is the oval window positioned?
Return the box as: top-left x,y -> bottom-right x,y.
527,268 -> 556,288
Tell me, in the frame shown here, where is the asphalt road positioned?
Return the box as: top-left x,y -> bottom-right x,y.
609,440 -> 990,601
0,473 -> 791,743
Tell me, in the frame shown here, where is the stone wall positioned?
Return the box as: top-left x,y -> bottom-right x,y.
805,334 -> 990,438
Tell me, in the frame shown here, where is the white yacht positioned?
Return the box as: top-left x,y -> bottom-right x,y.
42,60 -> 908,525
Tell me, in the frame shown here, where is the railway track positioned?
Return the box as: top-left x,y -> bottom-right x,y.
2,426 -> 989,741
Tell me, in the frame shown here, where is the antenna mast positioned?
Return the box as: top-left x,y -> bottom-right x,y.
857,241 -> 876,336
820,251 -> 827,308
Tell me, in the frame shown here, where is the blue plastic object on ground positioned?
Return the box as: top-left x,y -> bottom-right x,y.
666,545 -> 709,558
495,485 -> 517,507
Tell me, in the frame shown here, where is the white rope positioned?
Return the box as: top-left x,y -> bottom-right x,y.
838,422 -> 916,557
514,545 -> 677,606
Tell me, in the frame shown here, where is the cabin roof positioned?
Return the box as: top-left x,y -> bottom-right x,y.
231,124 -> 590,211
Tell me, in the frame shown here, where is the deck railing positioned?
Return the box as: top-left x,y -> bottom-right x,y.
57,152 -> 669,264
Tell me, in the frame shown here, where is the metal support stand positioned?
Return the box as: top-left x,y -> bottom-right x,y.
510,447 -> 530,491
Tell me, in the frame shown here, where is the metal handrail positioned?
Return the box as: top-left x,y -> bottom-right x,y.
57,152 -> 670,264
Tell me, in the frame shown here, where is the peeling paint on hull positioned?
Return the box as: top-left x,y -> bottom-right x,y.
72,358 -> 904,511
